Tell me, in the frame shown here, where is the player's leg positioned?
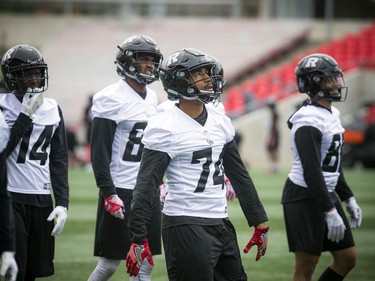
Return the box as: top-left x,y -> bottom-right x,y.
319,200 -> 356,280
283,200 -> 325,281
294,251 -> 320,281
132,195 -> 162,281
27,206 -> 55,279
87,257 -> 121,281
14,205 -> 55,281
89,189 -> 132,280
13,203 -> 28,281
213,219 -> 247,281
162,223 -> 221,281
131,259 -> 153,281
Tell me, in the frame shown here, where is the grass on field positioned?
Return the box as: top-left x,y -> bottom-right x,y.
43,168 -> 375,281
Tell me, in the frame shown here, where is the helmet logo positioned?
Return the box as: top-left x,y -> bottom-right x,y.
304,57 -> 319,69
122,36 -> 136,44
3,48 -> 15,61
166,52 -> 181,67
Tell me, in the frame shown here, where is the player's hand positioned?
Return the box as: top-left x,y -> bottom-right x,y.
0,251 -> 18,281
325,209 -> 346,242
345,197 -> 362,229
21,92 -> 43,117
244,225 -> 269,261
126,240 -> 154,277
47,206 -> 68,236
225,176 -> 237,201
104,195 -> 124,219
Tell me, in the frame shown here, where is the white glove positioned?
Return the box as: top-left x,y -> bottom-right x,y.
0,251 -> 18,281
47,206 -> 67,236
21,92 -> 43,117
325,209 -> 346,243
225,176 -> 237,201
345,197 -> 362,229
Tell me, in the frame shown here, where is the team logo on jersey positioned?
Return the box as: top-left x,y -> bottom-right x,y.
43,183 -> 51,189
202,130 -> 214,145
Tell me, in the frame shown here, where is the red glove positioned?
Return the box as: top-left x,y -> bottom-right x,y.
104,195 -> 124,219
126,240 -> 154,277
244,226 -> 269,261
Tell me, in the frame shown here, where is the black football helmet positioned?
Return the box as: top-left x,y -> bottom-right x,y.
115,35 -> 163,85
207,55 -> 226,95
159,48 -> 220,104
295,53 -> 347,102
1,44 -> 48,93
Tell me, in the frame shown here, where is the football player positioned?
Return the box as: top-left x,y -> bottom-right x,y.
0,44 -> 69,281
157,54 -> 237,202
87,35 -> 163,281
0,110 -> 18,281
265,99 -> 280,173
282,53 -> 362,281
126,48 -> 269,281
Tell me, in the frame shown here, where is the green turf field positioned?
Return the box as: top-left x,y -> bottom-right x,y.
43,168 -> 374,281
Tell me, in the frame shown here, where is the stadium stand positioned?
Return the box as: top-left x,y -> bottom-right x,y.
0,15 -> 310,124
223,21 -> 375,119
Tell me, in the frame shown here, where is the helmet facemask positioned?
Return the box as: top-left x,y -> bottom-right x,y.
184,66 -> 220,104
160,48 -> 223,104
126,50 -> 161,85
115,35 -> 163,85
209,56 -> 226,95
295,53 -> 348,103
1,45 -> 49,94
11,67 -> 49,94
308,72 -> 348,102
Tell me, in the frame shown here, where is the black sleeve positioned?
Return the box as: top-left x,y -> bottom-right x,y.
222,139 -> 268,227
335,166 -> 354,202
49,106 -> 69,208
6,113 -> 32,156
294,126 -> 334,212
90,117 -> 117,198
128,148 -> 170,243
0,151 -> 15,253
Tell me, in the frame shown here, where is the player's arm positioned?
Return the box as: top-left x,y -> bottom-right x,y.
294,126 -> 335,211
0,151 -> 15,254
6,113 -> 32,156
90,117 -> 117,198
49,106 -> 69,208
295,126 -> 346,241
335,167 -> 354,201
222,139 -> 268,227
223,139 -> 269,261
335,167 -> 361,229
128,148 -> 170,243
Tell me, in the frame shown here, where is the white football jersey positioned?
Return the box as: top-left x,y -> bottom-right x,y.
0,93 -> 60,194
143,104 -> 235,218
0,110 -> 10,153
157,100 -> 226,114
92,79 -> 158,189
288,104 -> 344,192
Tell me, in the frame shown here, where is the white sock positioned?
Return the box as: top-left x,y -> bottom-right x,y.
130,258 -> 153,281
87,257 -> 121,281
